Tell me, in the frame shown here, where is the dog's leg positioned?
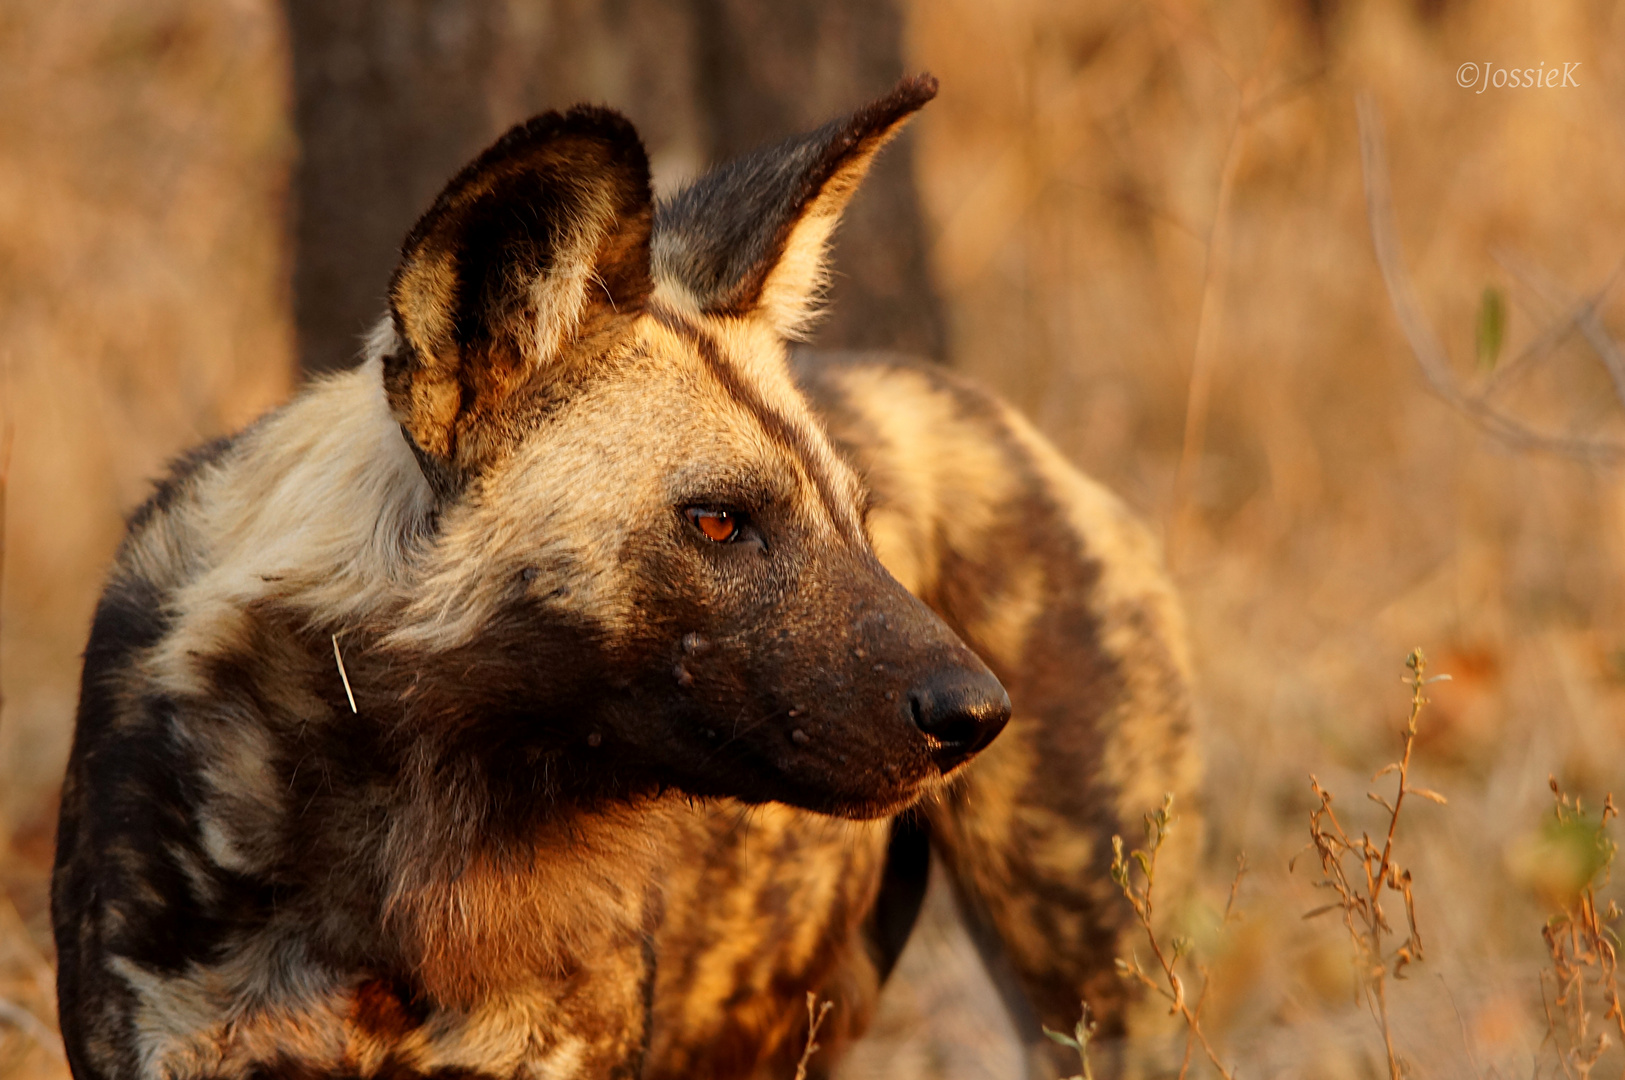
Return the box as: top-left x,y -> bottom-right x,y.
863,816 -> 932,984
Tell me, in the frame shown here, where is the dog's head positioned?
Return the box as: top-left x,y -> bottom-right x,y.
381,76 -> 1007,819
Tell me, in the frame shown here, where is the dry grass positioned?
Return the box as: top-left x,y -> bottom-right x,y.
6,1 -> 1625,1078
1294,649 -> 1448,1079
1537,780 -> 1622,1079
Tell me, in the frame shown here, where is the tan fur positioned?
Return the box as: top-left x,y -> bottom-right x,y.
139,361 -> 432,676
385,801 -> 672,1009
107,953 -> 619,1080
811,362 -> 1018,594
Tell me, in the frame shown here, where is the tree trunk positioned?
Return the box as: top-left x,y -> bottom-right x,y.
285,0 -> 943,375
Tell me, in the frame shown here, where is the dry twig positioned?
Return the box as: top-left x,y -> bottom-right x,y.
792,992 -> 833,1080
1357,92 -> 1625,464
1111,793 -> 1241,1079
331,633 -> 358,714
1166,14 -> 1305,563
1295,648 -> 1448,1080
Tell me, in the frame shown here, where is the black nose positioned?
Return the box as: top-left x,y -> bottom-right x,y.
909,667 -> 1012,773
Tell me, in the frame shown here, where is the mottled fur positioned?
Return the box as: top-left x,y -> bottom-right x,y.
54,76 -> 1197,1080
799,354 -> 1200,1073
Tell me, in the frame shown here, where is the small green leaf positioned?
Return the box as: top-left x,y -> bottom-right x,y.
1476,286 -> 1506,371
1044,1026 -> 1082,1051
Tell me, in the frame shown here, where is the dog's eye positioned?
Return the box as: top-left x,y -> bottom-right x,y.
685,507 -> 742,543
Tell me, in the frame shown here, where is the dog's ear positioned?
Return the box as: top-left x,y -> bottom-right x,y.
652,74 -> 936,340
386,107 -> 653,481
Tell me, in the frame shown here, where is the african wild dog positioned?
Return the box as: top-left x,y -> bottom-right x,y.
53,75 -> 1198,1079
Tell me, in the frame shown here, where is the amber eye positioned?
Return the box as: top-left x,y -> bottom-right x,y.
685,507 -> 740,543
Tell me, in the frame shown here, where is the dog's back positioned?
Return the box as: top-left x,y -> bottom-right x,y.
806,352 -> 1199,1038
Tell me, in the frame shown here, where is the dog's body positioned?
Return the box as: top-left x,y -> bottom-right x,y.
53,78 -> 1197,1080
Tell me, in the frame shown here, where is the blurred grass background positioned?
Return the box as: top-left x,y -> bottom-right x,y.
4,1 -> 1625,1077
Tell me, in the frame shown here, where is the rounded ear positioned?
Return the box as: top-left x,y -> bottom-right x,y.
385,107 -> 653,484
651,74 -> 937,340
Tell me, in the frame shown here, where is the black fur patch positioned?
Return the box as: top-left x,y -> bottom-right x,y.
53,567 -> 284,1080
53,574 -> 177,1079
